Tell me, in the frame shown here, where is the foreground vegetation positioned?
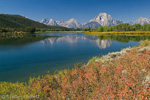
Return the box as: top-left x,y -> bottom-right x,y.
0,40 -> 150,99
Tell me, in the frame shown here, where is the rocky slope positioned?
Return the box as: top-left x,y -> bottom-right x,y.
83,21 -> 100,28
39,18 -> 58,26
57,18 -> 82,29
89,13 -> 122,26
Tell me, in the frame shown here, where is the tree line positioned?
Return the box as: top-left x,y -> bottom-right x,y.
0,27 -> 74,33
96,23 -> 150,32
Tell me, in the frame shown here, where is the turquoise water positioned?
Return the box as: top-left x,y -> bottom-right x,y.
0,33 -> 142,82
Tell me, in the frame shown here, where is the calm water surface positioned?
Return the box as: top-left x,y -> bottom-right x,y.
0,33 -> 142,82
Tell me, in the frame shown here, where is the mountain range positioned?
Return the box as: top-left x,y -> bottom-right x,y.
40,13 -> 150,29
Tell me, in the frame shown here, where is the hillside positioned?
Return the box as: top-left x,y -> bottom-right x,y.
0,14 -> 70,30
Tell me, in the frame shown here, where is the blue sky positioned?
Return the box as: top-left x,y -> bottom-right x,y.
0,0 -> 150,23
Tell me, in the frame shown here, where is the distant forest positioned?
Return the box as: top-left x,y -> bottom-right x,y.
95,23 -> 150,32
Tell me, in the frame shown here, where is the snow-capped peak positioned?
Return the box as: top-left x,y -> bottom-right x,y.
40,18 -> 58,26
89,13 -> 122,26
49,18 -> 54,22
135,17 -> 150,25
68,18 -> 77,22
40,18 -> 49,23
98,13 -> 108,17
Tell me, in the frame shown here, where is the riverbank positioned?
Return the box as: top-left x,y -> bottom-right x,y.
84,31 -> 150,36
0,40 -> 150,99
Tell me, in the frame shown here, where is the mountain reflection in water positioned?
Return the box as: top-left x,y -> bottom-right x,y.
41,35 -> 113,49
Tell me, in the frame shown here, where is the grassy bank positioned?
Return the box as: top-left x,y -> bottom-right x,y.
0,40 -> 150,99
84,31 -> 150,36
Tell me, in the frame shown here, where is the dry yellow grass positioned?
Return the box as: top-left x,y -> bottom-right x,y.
84,31 -> 150,36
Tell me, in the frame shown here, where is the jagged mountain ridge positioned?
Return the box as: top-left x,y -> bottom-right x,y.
40,13 -> 123,28
40,13 -> 150,29
40,18 -> 82,29
40,18 -> 58,26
